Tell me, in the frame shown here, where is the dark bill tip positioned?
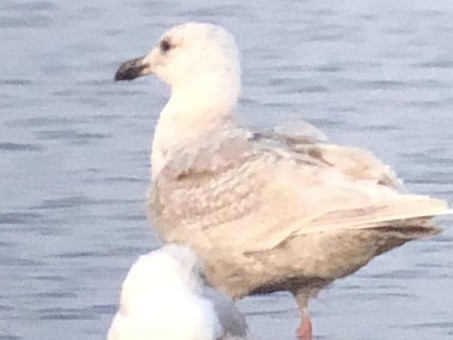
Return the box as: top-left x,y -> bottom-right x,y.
114,56 -> 149,81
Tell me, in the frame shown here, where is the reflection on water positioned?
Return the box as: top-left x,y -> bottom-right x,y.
1,1 -> 453,339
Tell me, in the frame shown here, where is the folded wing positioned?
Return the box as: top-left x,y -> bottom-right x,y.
151,127 -> 449,253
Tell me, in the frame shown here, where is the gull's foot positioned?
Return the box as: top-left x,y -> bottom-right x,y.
296,309 -> 312,340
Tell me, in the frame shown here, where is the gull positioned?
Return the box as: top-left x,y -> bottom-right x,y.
107,244 -> 251,340
115,22 -> 450,339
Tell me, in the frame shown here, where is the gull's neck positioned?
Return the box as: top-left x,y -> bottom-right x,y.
151,73 -> 239,179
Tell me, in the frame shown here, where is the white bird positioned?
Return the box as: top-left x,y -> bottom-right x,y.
115,22 -> 450,340
107,245 -> 251,340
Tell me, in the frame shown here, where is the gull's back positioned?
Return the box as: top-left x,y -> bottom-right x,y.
150,126 -> 446,298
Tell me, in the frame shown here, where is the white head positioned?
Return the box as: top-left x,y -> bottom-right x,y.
109,245 -> 225,340
115,22 -> 241,116
120,245 -> 203,313
115,23 -> 242,178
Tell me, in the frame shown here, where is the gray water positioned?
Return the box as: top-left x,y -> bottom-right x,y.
1,0 -> 453,339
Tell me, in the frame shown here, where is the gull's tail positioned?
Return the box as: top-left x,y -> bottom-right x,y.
297,195 -> 450,238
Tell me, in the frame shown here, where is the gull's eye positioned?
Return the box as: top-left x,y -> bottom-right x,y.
160,39 -> 172,53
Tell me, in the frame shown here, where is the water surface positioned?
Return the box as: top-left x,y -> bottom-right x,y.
1,1 -> 453,339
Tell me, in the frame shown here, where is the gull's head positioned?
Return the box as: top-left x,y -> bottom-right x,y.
116,23 -> 241,179
115,22 -> 240,97
120,245 -> 204,311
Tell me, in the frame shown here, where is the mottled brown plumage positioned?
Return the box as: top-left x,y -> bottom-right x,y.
115,22 -> 449,339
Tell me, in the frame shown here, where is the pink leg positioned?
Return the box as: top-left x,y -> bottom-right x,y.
296,308 -> 312,340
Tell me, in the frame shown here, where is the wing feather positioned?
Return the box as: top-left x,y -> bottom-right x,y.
151,128 -> 449,253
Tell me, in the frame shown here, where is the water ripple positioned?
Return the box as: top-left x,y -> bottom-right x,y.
92,304 -> 116,315
31,196 -> 99,210
0,212 -> 43,225
0,15 -> 52,29
34,130 -> 110,142
0,79 -> 34,86
36,307 -> 97,321
414,60 -> 453,69
0,336 -> 21,340
2,1 -> 57,12
56,251 -> 110,260
0,142 -> 42,152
